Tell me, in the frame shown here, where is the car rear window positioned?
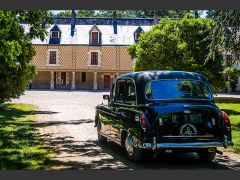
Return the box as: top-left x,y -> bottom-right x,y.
145,79 -> 213,101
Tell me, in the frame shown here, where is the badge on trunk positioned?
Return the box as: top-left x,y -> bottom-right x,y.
180,123 -> 197,136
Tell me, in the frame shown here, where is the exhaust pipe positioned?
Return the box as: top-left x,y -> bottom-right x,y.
208,148 -> 223,155
216,149 -> 223,155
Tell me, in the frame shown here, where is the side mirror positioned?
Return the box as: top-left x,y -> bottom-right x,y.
103,95 -> 110,100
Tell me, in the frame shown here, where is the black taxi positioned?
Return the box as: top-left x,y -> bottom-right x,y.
95,71 -> 233,162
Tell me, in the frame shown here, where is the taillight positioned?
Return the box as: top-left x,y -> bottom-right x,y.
222,111 -> 231,127
140,113 -> 147,130
219,111 -> 231,127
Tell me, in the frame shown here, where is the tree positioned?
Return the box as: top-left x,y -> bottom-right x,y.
53,10 -> 192,18
0,10 -> 50,103
225,67 -> 240,92
128,14 -> 225,92
209,10 -> 240,62
206,10 -> 215,19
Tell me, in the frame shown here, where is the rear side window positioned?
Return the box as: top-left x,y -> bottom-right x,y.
125,80 -> 136,105
110,82 -> 116,100
116,80 -> 125,103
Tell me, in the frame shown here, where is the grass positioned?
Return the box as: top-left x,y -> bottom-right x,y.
0,103 -> 53,170
216,101 -> 240,154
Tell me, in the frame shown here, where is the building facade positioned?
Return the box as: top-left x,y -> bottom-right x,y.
22,13 -> 155,90
23,14 -> 240,91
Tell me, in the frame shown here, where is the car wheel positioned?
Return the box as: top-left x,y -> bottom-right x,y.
97,120 -> 107,143
197,150 -> 216,162
125,133 -> 143,162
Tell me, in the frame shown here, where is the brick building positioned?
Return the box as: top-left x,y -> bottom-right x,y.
22,12 -> 155,90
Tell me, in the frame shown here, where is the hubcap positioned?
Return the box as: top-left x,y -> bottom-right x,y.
125,135 -> 134,156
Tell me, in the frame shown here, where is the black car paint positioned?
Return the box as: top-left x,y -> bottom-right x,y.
95,71 -> 232,150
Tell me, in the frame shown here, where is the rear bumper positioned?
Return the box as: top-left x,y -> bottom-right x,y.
141,141 -> 233,149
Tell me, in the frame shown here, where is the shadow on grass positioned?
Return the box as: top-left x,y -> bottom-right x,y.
0,104 -> 53,170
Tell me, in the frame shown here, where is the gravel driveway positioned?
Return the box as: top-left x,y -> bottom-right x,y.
11,90 -> 240,170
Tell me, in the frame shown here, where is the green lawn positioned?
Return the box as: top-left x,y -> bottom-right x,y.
0,103 -> 53,170
216,102 -> 240,153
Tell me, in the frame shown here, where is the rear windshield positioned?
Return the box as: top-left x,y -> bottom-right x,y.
145,80 -> 213,101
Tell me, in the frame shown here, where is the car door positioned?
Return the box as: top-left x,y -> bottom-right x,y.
110,79 -> 138,142
109,79 -> 126,142
98,83 -> 116,137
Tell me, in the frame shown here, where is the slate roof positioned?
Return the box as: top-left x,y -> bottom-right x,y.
21,17 -> 155,45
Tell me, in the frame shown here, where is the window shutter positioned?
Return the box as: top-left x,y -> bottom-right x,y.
99,33 -> 102,44
87,52 -> 90,65
98,52 -> 101,66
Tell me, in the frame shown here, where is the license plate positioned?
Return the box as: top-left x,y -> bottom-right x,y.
172,113 -> 202,123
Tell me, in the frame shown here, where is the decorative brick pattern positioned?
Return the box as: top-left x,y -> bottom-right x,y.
119,47 -> 134,71
31,45 -> 134,89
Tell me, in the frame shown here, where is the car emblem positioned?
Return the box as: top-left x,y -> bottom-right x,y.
180,123 -> 197,136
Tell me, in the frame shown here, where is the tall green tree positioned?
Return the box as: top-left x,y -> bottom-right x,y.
209,10 -> 240,62
128,14 -> 225,92
54,10 -> 192,18
0,11 -> 50,103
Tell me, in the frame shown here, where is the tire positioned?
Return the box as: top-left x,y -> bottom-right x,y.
124,133 -> 143,162
197,150 -> 216,162
97,120 -> 107,143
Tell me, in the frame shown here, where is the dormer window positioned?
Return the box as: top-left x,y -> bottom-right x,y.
49,25 -> 61,44
134,26 -> 143,42
134,32 -> 140,41
91,31 -> 99,44
51,31 -> 60,38
89,25 -> 102,45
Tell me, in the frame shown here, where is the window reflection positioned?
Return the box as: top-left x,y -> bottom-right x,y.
146,80 -> 213,100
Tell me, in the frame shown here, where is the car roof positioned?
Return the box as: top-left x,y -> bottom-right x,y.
117,70 -> 208,83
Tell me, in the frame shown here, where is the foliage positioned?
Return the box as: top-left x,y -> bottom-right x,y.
217,102 -> 240,153
209,10 -> 240,62
225,67 -> 240,80
0,104 -> 53,170
0,11 -> 49,103
128,14 -> 225,92
206,10 -> 215,19
54,10 -> 193,18
225,67 -> 240,92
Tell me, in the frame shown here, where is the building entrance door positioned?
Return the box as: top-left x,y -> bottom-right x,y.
104,75 -> 110,89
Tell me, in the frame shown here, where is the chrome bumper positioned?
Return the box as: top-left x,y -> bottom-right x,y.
141,141 -> 233,149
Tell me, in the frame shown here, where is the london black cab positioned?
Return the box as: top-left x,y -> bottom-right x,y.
95,71 -> 233,162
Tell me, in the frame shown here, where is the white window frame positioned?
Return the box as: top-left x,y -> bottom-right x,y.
80,72 -> 87,83
134,32 -> 140,41
46,49 -> 60,66
87,50 -> 101,67
51,31 -> 60,38
90,31 -> 100,44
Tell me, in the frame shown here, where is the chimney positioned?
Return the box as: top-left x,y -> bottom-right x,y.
71,10 -> 76,36
154,11 -> 160,24
113,11 -> 117,34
